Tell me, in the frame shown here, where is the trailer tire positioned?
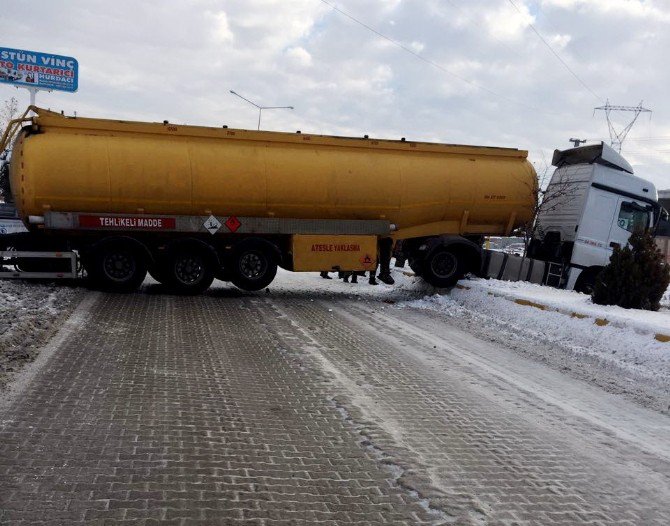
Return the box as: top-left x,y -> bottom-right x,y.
87,241 -> 147,292
229,240 -> 277,292
164,247 -> 215,295
423,247 -> 464,288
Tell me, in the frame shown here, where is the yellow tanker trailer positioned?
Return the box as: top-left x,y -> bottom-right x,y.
0,107 -> 535,293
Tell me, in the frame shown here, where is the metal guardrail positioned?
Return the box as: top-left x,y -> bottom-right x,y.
0,250 -> 77,279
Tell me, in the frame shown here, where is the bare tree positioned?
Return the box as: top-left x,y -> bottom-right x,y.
0,96 -> 19,137
515,157 -> 581,256
0,96 -> 19,202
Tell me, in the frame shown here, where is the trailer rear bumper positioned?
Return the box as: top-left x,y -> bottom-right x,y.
0,250 -> 77,279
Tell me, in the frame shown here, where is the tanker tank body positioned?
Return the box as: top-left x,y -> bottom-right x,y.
0,107 -> 536,293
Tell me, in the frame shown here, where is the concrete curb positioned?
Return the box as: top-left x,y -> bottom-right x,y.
454,284 -> 670,344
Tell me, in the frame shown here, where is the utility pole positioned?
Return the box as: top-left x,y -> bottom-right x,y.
569,138 -> 586,147
594,100 -> 652,153
229,90 -> 294,130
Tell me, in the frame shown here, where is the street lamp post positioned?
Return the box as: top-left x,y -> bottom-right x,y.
229,90 -> 294,130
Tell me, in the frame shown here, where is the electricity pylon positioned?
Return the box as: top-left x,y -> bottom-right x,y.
594,100 -> 651,153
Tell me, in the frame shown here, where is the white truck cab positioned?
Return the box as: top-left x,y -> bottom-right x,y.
529,142 -> 658,292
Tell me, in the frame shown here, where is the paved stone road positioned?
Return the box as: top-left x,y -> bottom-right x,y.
1,282 -> 670,525
0,290 -> 437,525
268,294 -> 670,525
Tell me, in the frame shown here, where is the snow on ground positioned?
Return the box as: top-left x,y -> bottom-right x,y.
265,267 -> 432,301
266,267 -> 670,410
406,279 -> 670,398
2,265 -> 668,408
0,280 -> 82,390
663,289 -> 670,310
462,278 -> 670,335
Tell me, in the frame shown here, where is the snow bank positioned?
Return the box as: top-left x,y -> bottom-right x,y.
464,278 -> 670,336
662,289 -> 670,310
0,280 -> 81,389
404,278 -> 670,396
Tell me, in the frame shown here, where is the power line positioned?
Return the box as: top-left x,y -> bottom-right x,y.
506,0 -> 603,102
443,0 -> 525,60
318,0 -> 555,112
619,136 -> 670,142
609,149 -> 670,160
586,136 -> 670,143
623,149 -> 670,154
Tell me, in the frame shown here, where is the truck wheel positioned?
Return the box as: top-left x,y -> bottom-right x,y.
164,249 -> 214,294
88,242 -> 147,292
574,268 -> 600,295
229,241 -> 277,291
423,248 -> 464,288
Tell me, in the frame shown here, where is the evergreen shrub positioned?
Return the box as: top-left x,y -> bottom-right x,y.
592,230 -> 670,311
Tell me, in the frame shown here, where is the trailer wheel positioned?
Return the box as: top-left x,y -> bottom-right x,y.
423,248 -> 464,288
229,240 -> 277,291
88,242 -> 147,292
164,248 -> 215,294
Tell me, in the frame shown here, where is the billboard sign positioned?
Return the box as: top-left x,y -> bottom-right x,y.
0,47 -> 78,92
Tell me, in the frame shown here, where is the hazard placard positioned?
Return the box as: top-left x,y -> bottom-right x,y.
291,234 -> 377,272
359,253 -> 374,268
225,215 -> 241,233
203,215 -> 221,234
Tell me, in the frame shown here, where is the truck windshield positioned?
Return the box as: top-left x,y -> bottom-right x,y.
617,201 -> 649,233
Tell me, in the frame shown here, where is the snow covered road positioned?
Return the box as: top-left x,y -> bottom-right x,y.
1,269 -> 669,524
273,268 -> 670,413
265,287 -> 670,524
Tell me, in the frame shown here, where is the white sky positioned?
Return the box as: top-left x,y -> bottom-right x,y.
1,0 -> 669,188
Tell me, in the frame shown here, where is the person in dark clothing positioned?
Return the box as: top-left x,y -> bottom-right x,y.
365,237 -> 394,285
342,271 -> 358,283
393,239 -> 406,268
343,271 -> 367,283
376,237 -> 395,284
